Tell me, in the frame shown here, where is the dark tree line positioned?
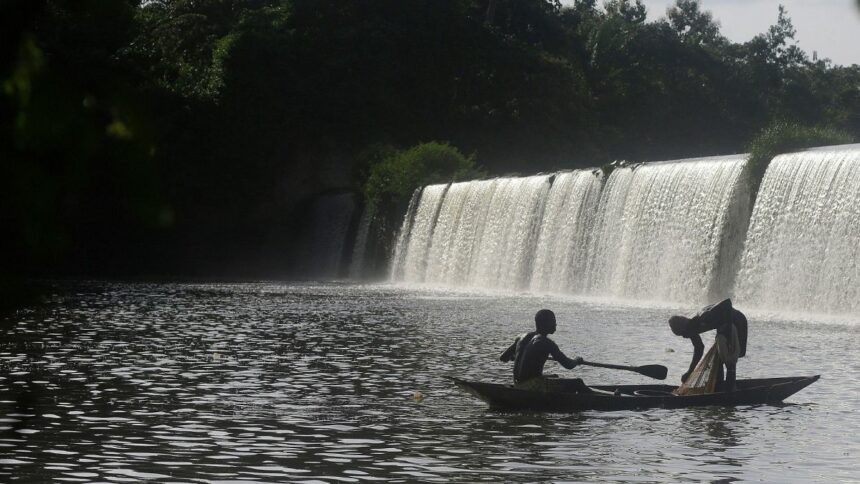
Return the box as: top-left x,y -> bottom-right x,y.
2,0 -> 859,282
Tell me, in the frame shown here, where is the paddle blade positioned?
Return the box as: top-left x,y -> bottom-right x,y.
637,365 -> 668,380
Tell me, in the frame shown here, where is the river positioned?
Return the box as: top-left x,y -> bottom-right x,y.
1,281 -> 857,482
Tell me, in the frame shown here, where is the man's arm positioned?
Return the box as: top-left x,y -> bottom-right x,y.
682,334 -> 704,382
500,340 -> 518,362
548,340 -> 583,369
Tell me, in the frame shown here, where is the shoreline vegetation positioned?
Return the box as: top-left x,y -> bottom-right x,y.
2,0 -> 859,289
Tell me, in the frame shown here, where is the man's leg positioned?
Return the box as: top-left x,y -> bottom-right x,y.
714,363 -> 726,391
555,378 -> 592,394
515,377 -> 548,392
724,363 -> 736,392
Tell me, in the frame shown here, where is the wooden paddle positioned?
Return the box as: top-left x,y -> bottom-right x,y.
580,360 -> 668,380
547,357 -> 668,380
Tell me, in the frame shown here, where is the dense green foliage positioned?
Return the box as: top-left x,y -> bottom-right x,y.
746,122 -> 854,199
2,0 -> 860,278
1,0 -> 166,277
356,142 -> 482,277
364,142 -> 482,211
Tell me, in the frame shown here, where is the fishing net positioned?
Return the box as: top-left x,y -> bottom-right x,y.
674,343 -> 721,395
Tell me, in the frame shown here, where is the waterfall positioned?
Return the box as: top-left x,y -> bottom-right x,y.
391,184 -> 449,282
389,187 -> 423,281
734,145 -> 860,315
297,192 -> 357,278
390,156 -> 750,304
348,206 -> 374,279
583,155 -> 749,303
456,176 -> 550,289
529,171 -> 604,293
391,176 -> 552,289
385,143 -> 860,317
422,179 -> 498,286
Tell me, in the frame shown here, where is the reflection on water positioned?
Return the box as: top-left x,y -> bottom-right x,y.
1,282 -> 857,482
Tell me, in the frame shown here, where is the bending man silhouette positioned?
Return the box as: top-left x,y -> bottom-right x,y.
670,298 -> 748,393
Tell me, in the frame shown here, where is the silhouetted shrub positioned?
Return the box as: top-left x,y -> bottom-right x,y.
746,122 -> 854,199
364,142 -> 483,210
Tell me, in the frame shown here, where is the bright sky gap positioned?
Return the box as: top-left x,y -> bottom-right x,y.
561,0 -> 860,66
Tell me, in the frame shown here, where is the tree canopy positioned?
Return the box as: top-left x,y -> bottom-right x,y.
2,0 -> 858,278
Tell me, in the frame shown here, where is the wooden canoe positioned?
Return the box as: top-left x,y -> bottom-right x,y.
451,375 -> 820,411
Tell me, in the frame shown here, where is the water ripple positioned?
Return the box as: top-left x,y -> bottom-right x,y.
0,281 -> 856,482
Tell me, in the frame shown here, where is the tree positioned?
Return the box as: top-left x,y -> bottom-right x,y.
667,0 -> 723,46
746,5 -> 806,68
603,0 -> 646,24
1,0 -> 167,277
477,0 -> 566,52
131,0 -> 271,99
4,0 -> 860,280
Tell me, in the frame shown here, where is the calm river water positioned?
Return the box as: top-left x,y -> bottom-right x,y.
1,281 -> 857,482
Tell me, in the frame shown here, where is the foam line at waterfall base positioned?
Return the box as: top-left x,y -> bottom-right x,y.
381,282 -> 706,314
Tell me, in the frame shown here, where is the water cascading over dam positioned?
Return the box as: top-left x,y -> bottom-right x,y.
581,156 -> 749,302
392,176 -> 553,288
388,144 -> 860,316
390,155 -> 750,304
529,171 -> 604,293
391,184 -> 449,282
295,192 -> 357,278
734,145 -> 860,315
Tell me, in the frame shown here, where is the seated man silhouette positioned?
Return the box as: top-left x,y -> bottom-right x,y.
499,309 -> 588,392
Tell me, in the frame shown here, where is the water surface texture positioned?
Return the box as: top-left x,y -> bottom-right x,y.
1,282 -> 857,482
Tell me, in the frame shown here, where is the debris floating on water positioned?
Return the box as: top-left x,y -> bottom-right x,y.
413,391 -> 424,402
665,348 -> 675,353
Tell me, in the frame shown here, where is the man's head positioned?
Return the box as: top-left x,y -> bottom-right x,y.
669,315 -> 693,337
535,309 -> 557,334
